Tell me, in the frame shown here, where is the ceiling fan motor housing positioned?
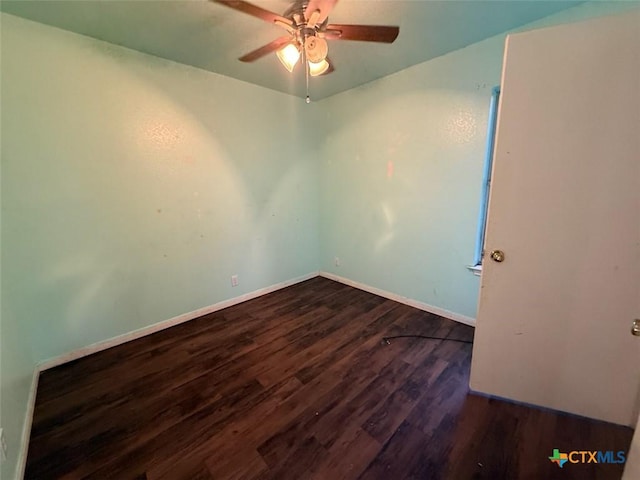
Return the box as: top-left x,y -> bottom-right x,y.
284,0 -> 312,23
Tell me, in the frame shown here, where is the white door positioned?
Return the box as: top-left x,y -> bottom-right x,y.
470,11 -> 640,427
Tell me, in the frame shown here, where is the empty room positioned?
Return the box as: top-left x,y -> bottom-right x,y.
1,0 -> 639,479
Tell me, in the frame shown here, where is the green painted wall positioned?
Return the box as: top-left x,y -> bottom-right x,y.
317,1 -> 638,320
0,13 -> 319,478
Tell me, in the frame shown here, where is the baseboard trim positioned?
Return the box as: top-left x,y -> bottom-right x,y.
319,271 -> 476,327
16,368 -> 39,480
37,271 -> 319,372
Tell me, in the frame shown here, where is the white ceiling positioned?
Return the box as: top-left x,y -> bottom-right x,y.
1,0 -> 584,99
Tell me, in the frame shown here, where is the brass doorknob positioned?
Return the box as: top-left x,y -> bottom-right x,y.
490,250 -> 505,262
632,319 -> 640,337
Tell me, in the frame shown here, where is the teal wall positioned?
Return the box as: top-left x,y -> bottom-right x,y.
317,0 -> 639,320
318,37 -> 498,319
0,13 -> 319,478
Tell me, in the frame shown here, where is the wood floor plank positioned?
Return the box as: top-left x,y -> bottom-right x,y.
361,355 -> 449,445
25,277 -> 633,480
308,425 -> 380,480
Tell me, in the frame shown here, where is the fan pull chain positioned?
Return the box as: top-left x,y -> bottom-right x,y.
304,42 -> 311,104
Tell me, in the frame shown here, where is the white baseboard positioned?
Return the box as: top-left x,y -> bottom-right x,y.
37,271 -> 319,371
319,271 -> 476,327
16,368 -> 39,480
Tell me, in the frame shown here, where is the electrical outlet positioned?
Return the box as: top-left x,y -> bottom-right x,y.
231,274 -> 239,287
0,427 -> 7,463
334,257 -> 340,267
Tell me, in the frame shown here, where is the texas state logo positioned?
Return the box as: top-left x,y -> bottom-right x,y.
549,448 -> 626,468
549,449 -> 569,468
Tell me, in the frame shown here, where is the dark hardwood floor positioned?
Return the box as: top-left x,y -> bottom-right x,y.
26,277 -> 633,479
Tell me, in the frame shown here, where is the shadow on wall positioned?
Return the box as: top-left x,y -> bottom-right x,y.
2,14 -> 319,365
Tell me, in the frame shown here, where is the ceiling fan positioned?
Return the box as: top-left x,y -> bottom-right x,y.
212,0 -> 399,80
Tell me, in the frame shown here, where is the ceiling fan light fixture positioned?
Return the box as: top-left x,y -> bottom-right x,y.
304,36 -> 328,63
308,58 -> 330,77
216,0 -> 401,85
276,43 -> 300,72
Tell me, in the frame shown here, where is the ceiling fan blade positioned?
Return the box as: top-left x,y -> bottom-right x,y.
305,0 -> 339,24
323,24 -> 399,43
213,0 -> 293,27
239,36 -> 292,62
